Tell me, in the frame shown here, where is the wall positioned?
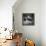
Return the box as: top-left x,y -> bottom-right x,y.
41,0 -> 46,46
13,0 -> 41,46
0,0 -> 16,30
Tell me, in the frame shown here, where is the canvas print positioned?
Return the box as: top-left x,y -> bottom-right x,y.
22,13 -> 35,25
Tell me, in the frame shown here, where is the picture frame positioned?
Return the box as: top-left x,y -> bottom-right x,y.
22,13 -> 35,25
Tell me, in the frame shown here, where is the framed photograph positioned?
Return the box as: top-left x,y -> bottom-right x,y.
22,13 -> 35,25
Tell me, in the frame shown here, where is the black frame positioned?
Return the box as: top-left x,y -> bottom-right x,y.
22,13 -> 35,25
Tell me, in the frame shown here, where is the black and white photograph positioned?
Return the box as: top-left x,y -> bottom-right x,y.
22,13 -> 34,25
